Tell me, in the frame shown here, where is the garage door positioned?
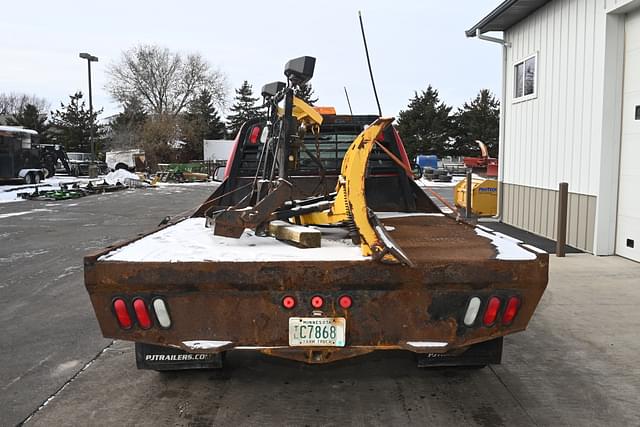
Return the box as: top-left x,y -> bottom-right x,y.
617,8 -> 640,262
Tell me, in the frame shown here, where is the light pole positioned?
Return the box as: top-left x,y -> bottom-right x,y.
79,52 -> 99,177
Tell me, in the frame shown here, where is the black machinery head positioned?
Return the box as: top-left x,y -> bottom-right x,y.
284,56 -> 316,86
261,81 -> 286,99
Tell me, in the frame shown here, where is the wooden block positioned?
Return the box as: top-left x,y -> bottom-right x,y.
268,220 -> 322,248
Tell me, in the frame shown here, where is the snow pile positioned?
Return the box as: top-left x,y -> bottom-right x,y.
102,169 -> 140,186
100,217 -> 367,263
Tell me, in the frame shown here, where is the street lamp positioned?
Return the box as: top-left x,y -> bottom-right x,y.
79,52 -> 99,177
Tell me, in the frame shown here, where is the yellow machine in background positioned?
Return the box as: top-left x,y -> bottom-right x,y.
455,178 -> 498,216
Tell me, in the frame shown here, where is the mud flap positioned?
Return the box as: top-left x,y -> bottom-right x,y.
416,337 -> 503,368
135,343 -> 224,371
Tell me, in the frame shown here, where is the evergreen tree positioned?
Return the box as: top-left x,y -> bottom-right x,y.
186,89 -> 226,140
108,97 -> 147,150
48,92 -> 103,152
7,104 -> 49,139
452,89 -> 500,157
226,81 -> 262,136
295,82 -> 318,106
396,85 -> 453,159
179,89 -> 227,161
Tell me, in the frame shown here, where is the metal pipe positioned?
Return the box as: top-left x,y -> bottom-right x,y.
556,182 -> 569,257
466,171 -> 473,218
472,29 -> 510,222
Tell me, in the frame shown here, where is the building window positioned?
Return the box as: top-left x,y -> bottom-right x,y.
514,54 -> 537,101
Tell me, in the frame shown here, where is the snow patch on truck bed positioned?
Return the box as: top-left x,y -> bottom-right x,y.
99,217 -> 368,263
474,228 -> 537,261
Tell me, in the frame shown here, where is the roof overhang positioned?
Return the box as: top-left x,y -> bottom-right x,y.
466,0 -> 553,37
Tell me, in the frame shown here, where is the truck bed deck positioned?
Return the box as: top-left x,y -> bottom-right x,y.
98,213 -> 539,265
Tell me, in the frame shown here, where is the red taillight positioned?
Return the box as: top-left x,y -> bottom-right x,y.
133,298 -> 152,329
249,126 -> 261,144
338,295 -> 353,309
482,296 -> 501,326
113,298 -> 132,329
282,296 -> 296,310
502,296 -> 521,325
311,295 -> 324,309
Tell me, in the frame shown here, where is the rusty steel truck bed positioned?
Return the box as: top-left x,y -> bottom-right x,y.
84,110 -> 548,369
85,210 -> 547,367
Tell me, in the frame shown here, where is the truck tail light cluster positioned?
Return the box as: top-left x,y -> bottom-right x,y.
112,297 -> 171,329
463,295 -> 521,327
281,295 -> 354,310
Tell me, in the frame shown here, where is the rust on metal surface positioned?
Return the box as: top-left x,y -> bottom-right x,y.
84,209 -> 548,364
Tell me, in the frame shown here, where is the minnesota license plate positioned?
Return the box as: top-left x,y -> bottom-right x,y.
288,317 -> 346,347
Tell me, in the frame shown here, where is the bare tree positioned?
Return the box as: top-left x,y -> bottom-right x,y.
0,93 -> 49,116
106,45 -> 227,116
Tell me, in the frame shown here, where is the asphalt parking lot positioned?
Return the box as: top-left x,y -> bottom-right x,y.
2,183 -> 639,426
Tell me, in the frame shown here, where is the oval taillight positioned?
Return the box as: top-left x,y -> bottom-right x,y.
501,296 -> 521,325
133,298 -> 152,329
113,298 -> 132,329
482,296 -> 501,326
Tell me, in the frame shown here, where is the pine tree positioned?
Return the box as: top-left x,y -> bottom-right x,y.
295,82 -> 318,106
48,92 -> 103,152
452,89 -> 500,157
226,81 -> 262,137
7,104 -> 49,139
186,89 -> 226,140
179,89 -> 227,161
396,85 -> 453,159
109,97 -> 147,150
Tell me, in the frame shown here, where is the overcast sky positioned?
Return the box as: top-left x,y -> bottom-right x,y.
0,0 -> 503,119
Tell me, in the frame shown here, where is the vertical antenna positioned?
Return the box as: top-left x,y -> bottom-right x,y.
358,10 -> 382,116
343,86 -> 354,116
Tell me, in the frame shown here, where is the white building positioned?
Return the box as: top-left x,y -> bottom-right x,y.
467,0 -> 640,262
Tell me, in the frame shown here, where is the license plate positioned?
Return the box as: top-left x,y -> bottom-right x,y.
288,317 -> 346,347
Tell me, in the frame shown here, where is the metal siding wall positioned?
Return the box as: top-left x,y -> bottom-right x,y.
503,183 -> 596,252
503,0 -> 607,195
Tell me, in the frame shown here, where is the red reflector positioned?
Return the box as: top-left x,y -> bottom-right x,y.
502,296 -> 521,325
133,298 -> 152,329
282,296 -> 296,309
249,126 -> 261,144
483,296 -> 501,326
311,295 -> 324,309
338,295 -> 352,309
113,299 -> 132,329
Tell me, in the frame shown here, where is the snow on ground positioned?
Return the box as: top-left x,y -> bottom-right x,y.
100,217 -> 368,263
0,176 -> 92,204
0,172 -> 151,204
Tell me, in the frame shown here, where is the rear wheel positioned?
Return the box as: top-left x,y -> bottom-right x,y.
115,163 -> 129,171
24,172 -> 40,185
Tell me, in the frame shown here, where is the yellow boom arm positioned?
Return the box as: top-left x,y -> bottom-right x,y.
297,117 -> 413,266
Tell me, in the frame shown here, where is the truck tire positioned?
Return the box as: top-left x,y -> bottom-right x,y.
115,163 -> 128,171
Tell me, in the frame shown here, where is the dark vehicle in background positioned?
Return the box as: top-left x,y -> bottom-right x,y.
60,152 -> 108,176
0,125 -> 70,183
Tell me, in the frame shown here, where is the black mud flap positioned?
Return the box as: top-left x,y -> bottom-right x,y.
135,343 -> 224,371
416,338 -> 503,368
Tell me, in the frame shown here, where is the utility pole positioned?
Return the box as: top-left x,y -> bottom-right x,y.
79,52 -> 99,177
